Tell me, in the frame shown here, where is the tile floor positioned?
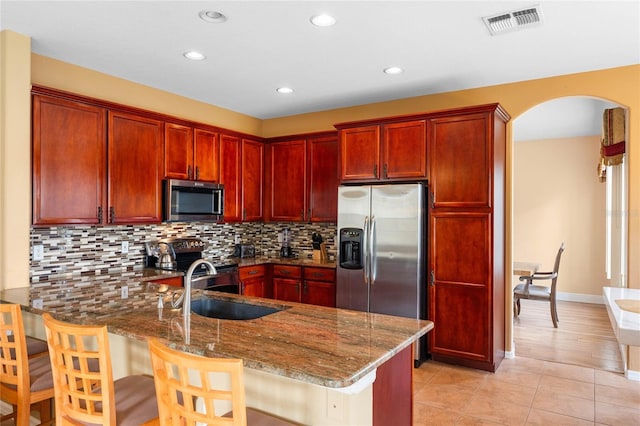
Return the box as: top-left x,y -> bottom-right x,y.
413,357 -> 640,425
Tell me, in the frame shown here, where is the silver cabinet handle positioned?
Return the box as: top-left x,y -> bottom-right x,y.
370,215 -> 376,285
363,216 -> 370,286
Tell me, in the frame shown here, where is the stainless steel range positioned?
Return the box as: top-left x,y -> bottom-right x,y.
145,238 -> 239,293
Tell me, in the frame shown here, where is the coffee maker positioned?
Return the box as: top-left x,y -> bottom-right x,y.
279,227 -> 293,258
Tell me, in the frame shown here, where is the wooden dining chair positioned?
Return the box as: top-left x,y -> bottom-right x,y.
42,313 -> 159,425
147,337 -> 298,426
513,242 -> 565,328
0,303 -> 54,426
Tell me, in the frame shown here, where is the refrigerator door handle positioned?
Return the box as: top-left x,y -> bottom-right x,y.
369,215 -> 376,285
363,216 -> 370,286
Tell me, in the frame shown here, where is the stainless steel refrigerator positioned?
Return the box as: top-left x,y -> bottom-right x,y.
336,183 -> 427,364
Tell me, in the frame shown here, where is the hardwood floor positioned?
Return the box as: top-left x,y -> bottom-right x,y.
513,299 -> 624,373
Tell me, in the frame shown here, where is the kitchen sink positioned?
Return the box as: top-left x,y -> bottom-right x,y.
190,298 -> 284,320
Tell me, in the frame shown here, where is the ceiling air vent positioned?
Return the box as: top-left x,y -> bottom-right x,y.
483,5 -> 542,35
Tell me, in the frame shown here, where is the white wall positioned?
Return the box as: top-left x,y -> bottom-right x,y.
513,135 -> 608,297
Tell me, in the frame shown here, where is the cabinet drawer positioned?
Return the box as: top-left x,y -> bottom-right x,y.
272,265 -> 301,278
303,267 -> 336,282
239,265 -> 265,280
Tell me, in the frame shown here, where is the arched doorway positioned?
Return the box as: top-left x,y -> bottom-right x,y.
510,96 -> 627,373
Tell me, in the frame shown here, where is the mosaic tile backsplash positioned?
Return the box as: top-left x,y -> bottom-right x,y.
30,221 -> 337,282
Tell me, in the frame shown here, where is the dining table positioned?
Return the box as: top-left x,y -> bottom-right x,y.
513,261 -> 541,277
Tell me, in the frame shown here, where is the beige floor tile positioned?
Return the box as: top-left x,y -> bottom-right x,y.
455,415 -> 504,425
595,369 -> 640,391
595,383 -> 640,409
499,356 -> 546,374
489,364 -> 541,389
525,408 -> 593,425
595,401 -> 640,425
428,365 -> 489,391
412,402 -> 462,425
542,361 -> 595,383
414,360 -> 444,384
538,375 -> 595,400
414,382 -> 476,411
532,389 -> 594,421
476,378 -> 536,408
463,395 -> 530,426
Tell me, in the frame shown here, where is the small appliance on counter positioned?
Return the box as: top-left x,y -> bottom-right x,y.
145,238 -> 206,271
155,242 -> 177,270
233,244 -> 255,258
279,227 -> 293,258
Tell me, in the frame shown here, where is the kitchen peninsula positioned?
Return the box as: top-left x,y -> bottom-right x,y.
0,277 -> 432,425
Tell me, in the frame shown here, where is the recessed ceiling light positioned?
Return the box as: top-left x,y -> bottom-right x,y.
183,51 -> 206,61
199,10 -> 227,23
276,87 -> 294,94
310,14 -> 336,27
383,66 -> 404,75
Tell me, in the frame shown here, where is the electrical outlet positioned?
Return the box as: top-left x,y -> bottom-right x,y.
33,244 -> 44,261
121,241 -> 129,254
32,299 -> 44,310
121,286 -> 128,299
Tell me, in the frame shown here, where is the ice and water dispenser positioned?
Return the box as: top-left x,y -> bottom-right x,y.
339,228 -> 363,269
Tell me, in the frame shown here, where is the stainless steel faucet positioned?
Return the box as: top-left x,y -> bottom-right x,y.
172,258 -> 217,344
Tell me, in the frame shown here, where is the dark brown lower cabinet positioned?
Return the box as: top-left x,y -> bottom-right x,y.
239,265 -> 267,298
373,345 -> 413,426
302,267 -> 336,307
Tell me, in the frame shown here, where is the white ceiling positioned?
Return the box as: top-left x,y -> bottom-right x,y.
1,1 -> 639,133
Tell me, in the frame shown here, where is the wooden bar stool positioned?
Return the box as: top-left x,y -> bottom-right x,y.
0,303 -> 54,426
42,313 -> 159,425
147,337 -> 298,426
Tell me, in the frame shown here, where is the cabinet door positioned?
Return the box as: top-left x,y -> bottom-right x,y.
268,139 -> 306,221
302,280 -> 336,307
308,135 -> 339,222
242,277 -> 265,298
429,213 -> 491,363
241,139 -> 264,221
219,134 -> 242,222
194,129 -> 219,182
108,111 -> 163,224
32,95 -> 106,225
240,265 -> 266,298
339,125 -> 380,182
383,120 -> 427,180
274,278 -> 301,302
428,113 -> 491,208
164,122 -> 194,180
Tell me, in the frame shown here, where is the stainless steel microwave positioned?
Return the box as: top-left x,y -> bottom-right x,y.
163,179 -> 224,222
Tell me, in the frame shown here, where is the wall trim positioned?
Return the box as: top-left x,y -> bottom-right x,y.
626,369 -> 640,381
557,292 -> 604,304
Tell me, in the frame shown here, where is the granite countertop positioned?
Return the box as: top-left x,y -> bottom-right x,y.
1,284 -> 431,389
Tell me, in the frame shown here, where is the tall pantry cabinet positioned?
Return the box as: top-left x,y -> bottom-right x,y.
336,103 -> 508,372
427,104 -> 508,372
